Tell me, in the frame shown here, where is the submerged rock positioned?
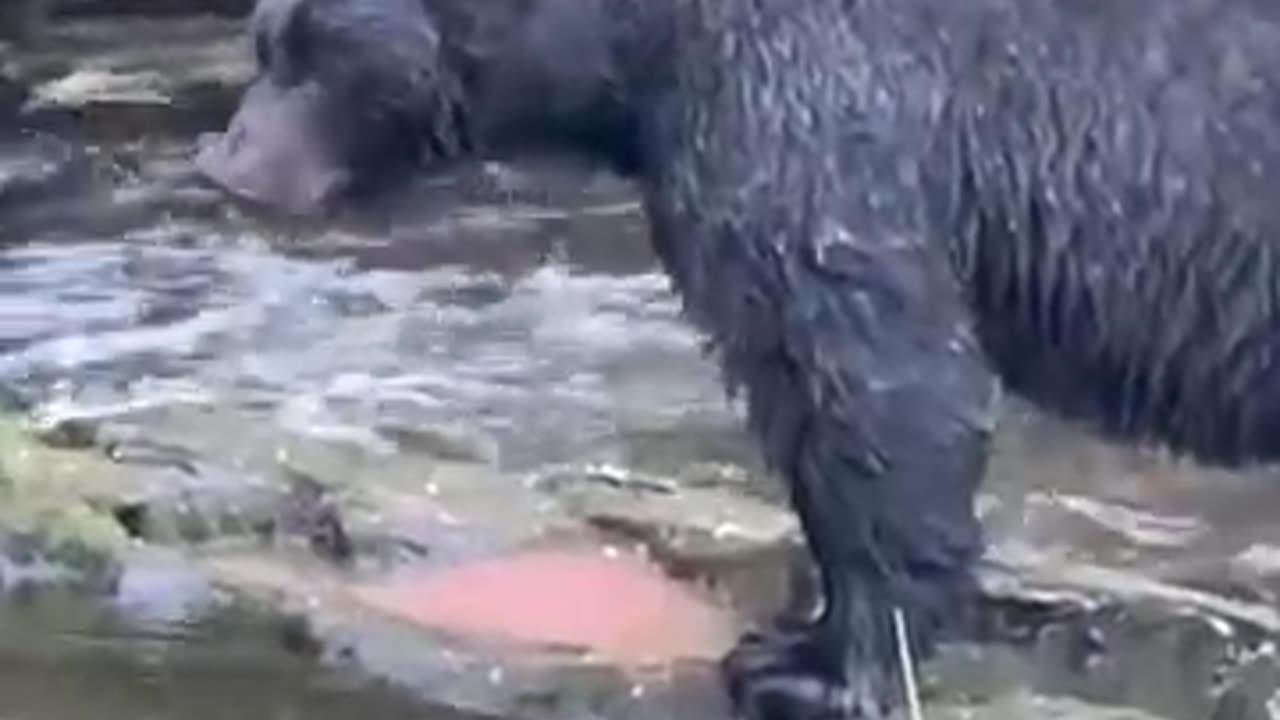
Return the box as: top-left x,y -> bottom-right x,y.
534,464 -> 799,569
0,414 -> 129,590
0,128 -> 92,216
531,464 -> 804,621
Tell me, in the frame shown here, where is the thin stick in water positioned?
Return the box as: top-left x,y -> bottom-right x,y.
892,606 -> 924,720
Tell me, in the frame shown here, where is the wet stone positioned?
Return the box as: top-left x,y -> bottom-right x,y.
27,413 -> 98,449
373,419 -> 499,465
529,464 -> 804,619
0,413 -> 135,559
534,464 -> 799,566
11,16 -> 253,140
1227,544 -> 1280,600
0,129 -> 92,214
926,691 -> 1171,720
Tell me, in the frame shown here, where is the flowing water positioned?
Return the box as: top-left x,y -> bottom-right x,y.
0,216 -> 738,474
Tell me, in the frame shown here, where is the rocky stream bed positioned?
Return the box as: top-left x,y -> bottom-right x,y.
1,4 -> 1279,720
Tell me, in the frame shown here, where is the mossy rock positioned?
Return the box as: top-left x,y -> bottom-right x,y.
0,413 -> 130,586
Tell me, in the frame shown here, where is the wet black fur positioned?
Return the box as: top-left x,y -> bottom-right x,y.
233,0 -> 1280,716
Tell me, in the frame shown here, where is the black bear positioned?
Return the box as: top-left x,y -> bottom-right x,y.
0,0 -> 47,42
195,0 -> 1280,717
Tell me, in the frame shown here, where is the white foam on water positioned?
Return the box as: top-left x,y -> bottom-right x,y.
0,227 -> 733,468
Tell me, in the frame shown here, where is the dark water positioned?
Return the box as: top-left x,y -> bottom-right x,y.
0,576 -> 511,720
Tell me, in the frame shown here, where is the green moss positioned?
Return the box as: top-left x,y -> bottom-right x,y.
0,414 -> 130,576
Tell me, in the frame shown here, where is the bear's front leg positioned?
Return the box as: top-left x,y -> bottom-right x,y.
672,219 -> 1001,719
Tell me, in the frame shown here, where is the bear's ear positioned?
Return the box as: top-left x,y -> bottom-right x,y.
275,0 -> 315,83
253,21 -> 272,72
429,0 -> 530,62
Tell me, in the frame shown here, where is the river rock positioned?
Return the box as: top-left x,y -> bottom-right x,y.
0,413 -> 133,589
534,464 -> 799,565
13,16 -> 252,140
